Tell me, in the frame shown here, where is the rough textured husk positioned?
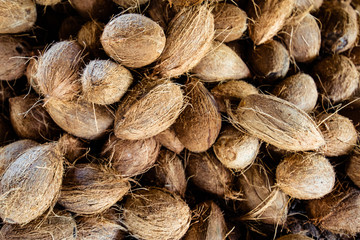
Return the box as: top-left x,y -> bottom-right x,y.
312,54 -> 359,102
77,21 -> 105,58
281,13 -> 320,63
26,58 -> 41,94
101,13 -> 165,68
154,5 -> 214,78
154,127 -> 184,154
238,163 -> 288,226
58,134 -> 88,163
0,35 -> 29,81
173,79 -> 221,152
272,73 -> 318,112
36,41 -> 83,101
347,149 -> 360,188
186,152 -> 233,197
58,163 -> 130,214
232,94 -> 325,151
307,187 -> 360,236
122,188 -> 191,240
191,41 -> 251,82
0,143 -> 64,224
101,135 -> 160,177
69,0 -> 115,20
113,0 -> 148,8
114,78 -> 184,140
213,3 -> 247,42
45,98 -> 114,140
247,0 -> 296,45
276,153 -> 335,200
213,126 -> 260,170
148,0 -> 176,29
0,0 -> 37,34
317,113 -> 357,157
277,234 -> 314,240
183,201 -> 227,240
168,0 -> 202,7
36,0 -> 62,5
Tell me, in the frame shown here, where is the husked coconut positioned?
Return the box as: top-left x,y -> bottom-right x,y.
154,127 -> 184,154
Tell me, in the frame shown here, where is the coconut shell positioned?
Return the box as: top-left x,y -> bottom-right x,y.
81,59 -> 133,105
147,0 -> 176,29
191,41 -> 251,82
45,98 -> 114,140
69,0 -> 115,20
101,14 -> 166,68
154,5 -> 214,78
276,153 -> 335,200
77,21 -> 105,58
312,54 -> 358,102
58,163 -> 130,214
122,187 -> 191,240
173,79 -> 221,152
154,127 -> 184,154
113,0 -> 149,8
0,143 -> 64,224
213,3 -> 247,42
277,234 -> 314,240
58,134 -> 88,163
232,94 -> 325,151
114,78 -> 184,140
317,113 -> 357,157
36,0 -> 62,5
183,201 -> 227,240
347,149 -> 360,188
26,58 -> 41,94
0,0 -> 37,34
237,163 -> 288,226
101,135 -> 160,177
272,73 -> 318,112
0,35 -> 29,81
247,0 -> 295,45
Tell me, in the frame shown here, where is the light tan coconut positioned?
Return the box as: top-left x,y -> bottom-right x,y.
69,0 -> 115,20
58,134 -> 88,163
77,21 -> 105,57
113,0 -> 149,8
154,127 -> 184,154
347,149 -> 360,188
36,0 -> 62,5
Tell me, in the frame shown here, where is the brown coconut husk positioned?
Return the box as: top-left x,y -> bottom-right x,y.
183,201 -> 227,240
122,187 -> 191,240
154,5 -> 214,78
272,73 -> 318,112
317,113 -> 357,157
276,153 -> 335,200
58,163 -> 130,215
0,0 -> 37,34
312,54 -> 359,103
58,134 -> 88,163
101,135 -> 160,177
154,126 -> 184,154
191,41 -> 251,82
295,0 -> 323,12
35,0 -> 62,5
277,234 -> 314,240
230,94 -> 325,151
69,0 -> 116,20
347,46 -> 360,71
0,143 -> 64,224
26,58 -> 41,94
81,59 -> 133,105
101,13 -> 166,68
173,78 -> 221,152
148,0 -> 177,29
168,0 -> 202,7
0,35 -> 29,81
114,78 -> 184,140
347,148 -> 360,188
113,0 -> 149,8
77,21 -> 105,58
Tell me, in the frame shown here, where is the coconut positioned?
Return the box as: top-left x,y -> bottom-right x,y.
58,134 -> 88,163
272,73 -> 318,112
317,1 -> 358,53
69,0 -> 115,20
247,0 -> 295,45
101,13 -> 166,68
154,127 -> 184,154
183,201 -> 227,240
0,0 -> 37,34
191,41 -> 251,82
154,5 -> 214,78
277,234 -> 314,240
276,153 -> 335,200
213,126 -> 260,171
0,143 -> 64,224
77,21 -> 105,58
295,0 -> 323,11
317,113 -> 357,157
347,149 -> 360,188
148,0 -> 176,29
58,163 -> 130,215
26,58 -> 41,94
348,46 -> 360,71
231,94 -> 325,151
81,59 -> 133,105
248,40 -> 289,81
281,13 -> 321,63
312,54 -> 358,102
113,0 -> 149,8
59,16 -> 84,40
307,187 -> 360,236
237,163 -> 288,226
212,3 -> 247,42
36,0 -> 62,5
0,82 -> 14,106
114,78 -> 184,140
101,135 -> 160,177
122,187 -> 191,240
0,35 -> 29,81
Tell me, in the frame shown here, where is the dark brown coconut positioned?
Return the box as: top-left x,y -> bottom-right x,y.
114,78 -> 184,140
113,0 -> 149,8
147,0 -> 176,29
69,0 -> 115,20
58,134 -> 88,163
277,234 -> 314,240
154,127 -> 184,154
276,153 -> 335,200
313,54 -> 359,102
0,143 -> 64,224
36,0 -> 62,5
101,14 -> 166,68
101,135 -> 160,177
347,149 -> 360,188
77,21 -> 105,58
58,163 -> 130,214
0,35 -> 29,81
122,188 -> 191,240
